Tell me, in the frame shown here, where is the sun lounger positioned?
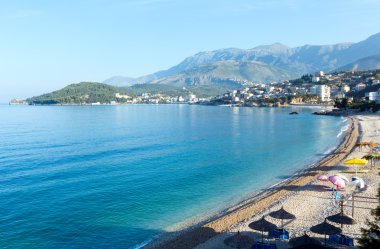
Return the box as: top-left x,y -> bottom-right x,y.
252,241 -> 277,249
329,234 -> 354,246
269,228 -> 289,239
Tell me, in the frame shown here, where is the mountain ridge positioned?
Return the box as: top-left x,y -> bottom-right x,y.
104,32 -> 380,89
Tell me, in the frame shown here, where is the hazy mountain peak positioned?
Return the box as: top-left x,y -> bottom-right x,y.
104,76 -> 136,86
251,42 -> 290,51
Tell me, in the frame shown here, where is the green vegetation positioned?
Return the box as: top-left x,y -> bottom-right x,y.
334,98 -> 349,110
359,184 -> 380,248
290,74 -> 313,85
375,74 -> 380,80
27,82 -> 215,105
27,82 -> 124,105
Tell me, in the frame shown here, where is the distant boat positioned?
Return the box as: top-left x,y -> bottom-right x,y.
289,112 -> 298,115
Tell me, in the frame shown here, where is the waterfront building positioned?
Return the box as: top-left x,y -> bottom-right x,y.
9,98 -> 27,105
115,93 -> 131,99
365,91 -> 380,103
310,85 -> 330,101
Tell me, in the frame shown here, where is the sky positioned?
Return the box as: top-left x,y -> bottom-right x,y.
0,0 -> 379,102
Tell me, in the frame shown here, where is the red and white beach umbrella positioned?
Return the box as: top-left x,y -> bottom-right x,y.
333,174 -> 349,183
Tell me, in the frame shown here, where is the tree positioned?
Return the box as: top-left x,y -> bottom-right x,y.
334,97 -> 349,110
358,184 -> 380,248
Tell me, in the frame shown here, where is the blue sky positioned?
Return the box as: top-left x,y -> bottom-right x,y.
0,0 -> 379,102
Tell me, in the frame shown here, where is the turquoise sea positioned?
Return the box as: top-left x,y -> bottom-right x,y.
0,105 -> 346,248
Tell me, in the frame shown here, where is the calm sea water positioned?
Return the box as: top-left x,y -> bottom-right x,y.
0,105 -> 345,248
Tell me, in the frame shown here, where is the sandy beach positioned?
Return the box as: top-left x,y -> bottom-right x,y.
144,114 -> 380,249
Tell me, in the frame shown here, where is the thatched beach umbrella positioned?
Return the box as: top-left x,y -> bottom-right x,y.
356,141 -> 377,151
248,216 -> 277,244
269,206 -> 296,229
363,153 -> 380,168
310,218 -> 342,245
289,232 -> 322,248
224,231 -> 254,249
326,213 -> 356,225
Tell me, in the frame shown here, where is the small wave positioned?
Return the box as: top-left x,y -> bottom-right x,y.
337,124 -> 349,138
322,145 -> 338,155
340,117 -> 348,123
130,239 -> 152,249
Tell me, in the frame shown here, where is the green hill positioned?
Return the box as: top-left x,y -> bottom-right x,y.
27,82 -> 216,105
27,82 -> 124,104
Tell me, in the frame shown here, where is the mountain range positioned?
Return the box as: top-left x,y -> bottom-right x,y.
104,32 -> 380,94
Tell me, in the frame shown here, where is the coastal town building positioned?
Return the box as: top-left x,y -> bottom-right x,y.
115,93 -> 131,99
365,90 -> 380,103
316,71 -> 324,77
9,98 -> 27,105
342,85 -> 350,93
310,85 -> 330,101
355,83 -> 367,91
312,76 -> 320,83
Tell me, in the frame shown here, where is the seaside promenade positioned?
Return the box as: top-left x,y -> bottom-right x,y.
145,115 -> 380,249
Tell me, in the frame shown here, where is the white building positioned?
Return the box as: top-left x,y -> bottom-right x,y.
312,76 -> 320,83
365,91 -> 380,103
188,94 -> 197,102
355,83 -> 366,91
342,85 -> 350,93
315,71 -> 325,77
115,93 -> 131,99
310,85 -> 330,101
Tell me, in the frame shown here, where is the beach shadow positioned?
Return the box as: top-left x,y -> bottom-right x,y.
213,230 -> 289,249
272,184 -> 330,193
145,226 -> 220,249
315,151 -> 346,157
275,172 -> 317,180
309,165 -> 348,172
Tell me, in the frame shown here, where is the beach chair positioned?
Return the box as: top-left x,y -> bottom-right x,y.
251,241 -> 277,249
268,228 -> 289,239
328,234 -> 354,246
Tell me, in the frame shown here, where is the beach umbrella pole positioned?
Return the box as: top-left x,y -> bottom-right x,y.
340,201 -> 344,229
352,193 -> 355,217
281,218 -> 284,229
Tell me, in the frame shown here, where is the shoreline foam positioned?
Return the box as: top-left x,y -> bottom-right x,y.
143,116 -> 359,249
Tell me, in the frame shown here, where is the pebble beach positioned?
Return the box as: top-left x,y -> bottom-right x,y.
146,115 -> 380,249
